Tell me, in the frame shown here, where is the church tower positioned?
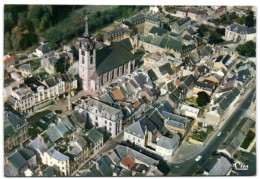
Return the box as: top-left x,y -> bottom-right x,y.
79,15 -> 97,91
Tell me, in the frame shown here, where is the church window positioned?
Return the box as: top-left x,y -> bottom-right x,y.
82,57 -> 85,64
111,71 -> 114,79
122,65 -> 124,74
107,73 -> 109,82
81,50 -> 85,56
90,57 -> 93,64
117,67 -> 119,76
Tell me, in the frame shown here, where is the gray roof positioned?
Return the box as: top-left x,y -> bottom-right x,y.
48,149 -> 69,161
8,152 -> 27,169
229,22 -> 256,34
56,123 -> 69,135
159,63 -> 174,75
149,26 -> 168,36
96,38 -> 134,76
18,147 -> 35,161
126,13 -> 160,25
157,134 -> 180,150
209,156 -> 232,175
29,135 -> 48,154
19,63 -> 32,72
61,115 -> 76,131
99,93 -> 115,105
113,145 -> 158,166
45,126 -> 63,143
107,28 -> 131,36
176,17 -> 191,26
37,43 -> 53,53
87,128 -> 103,144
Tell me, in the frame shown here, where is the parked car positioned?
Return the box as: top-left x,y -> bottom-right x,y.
195,155 -> 202,161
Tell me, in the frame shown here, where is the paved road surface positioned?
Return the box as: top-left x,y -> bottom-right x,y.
168,86 -> 255,176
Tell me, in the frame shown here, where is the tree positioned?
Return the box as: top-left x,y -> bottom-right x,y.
208,31 -> 223,44
196,92 -> 210,107
198,24 -> 209,37
95,33 -> 103,42
236,40 -> 256,57
163,23 -> 171,31
245,11 -> 255,27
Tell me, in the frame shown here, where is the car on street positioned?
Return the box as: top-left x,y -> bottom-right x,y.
217,131 -> 222,136
195,155 -> 202,161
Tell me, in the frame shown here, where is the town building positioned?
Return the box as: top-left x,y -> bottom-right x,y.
78,15 -> 136,92
224,22 -> 256,43
4,110 -> 29,153
75,96 -> 123,137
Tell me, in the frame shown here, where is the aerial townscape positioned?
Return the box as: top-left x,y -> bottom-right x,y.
3,5 -> 256,177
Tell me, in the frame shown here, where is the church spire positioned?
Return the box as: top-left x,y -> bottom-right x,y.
83,15 -> 89,37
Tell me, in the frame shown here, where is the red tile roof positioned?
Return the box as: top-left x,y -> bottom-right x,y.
133,100 -> 141,109
121,156 -> 135,170
141,91 -> 150,100
4,56 -> 15,65
112,88 -> 125,101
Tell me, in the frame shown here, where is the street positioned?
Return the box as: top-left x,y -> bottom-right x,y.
168,86 -> 256,176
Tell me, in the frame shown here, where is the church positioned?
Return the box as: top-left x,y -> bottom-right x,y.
79,15 -> 136,92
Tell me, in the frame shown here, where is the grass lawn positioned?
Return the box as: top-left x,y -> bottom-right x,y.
241,130 -> 255,149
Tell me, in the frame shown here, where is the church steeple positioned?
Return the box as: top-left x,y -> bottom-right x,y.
83,15 -> 89,37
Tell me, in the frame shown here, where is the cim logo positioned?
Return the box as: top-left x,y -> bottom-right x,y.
233,161 -> 249,171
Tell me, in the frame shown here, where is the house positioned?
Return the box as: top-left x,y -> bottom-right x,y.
36,43 -> 53,57
41,56 -> 58,74
123,109 -> 180,161
4,110 -> 29,153
125,13 -> 160,34
149,26 -> 168,36
75,96 -> 123,137
171,17 -> 191,33
202,156 -> 232,176
175,7 -> 187,18
163,111 -> 189,136
193,81 -> 215,96
4,56 -> 15,68
214,54 -> 237,71
18,64 -> 32,77
103,28 -> 131,46
79,16 -> 136,92
5,147 -> 37,176
104,144 -> 163,175
179,104 -> 200,119
85,128 -> 103,154
187,8 -> 207,22
224,22 -> 256,43
43,148 -> 70,176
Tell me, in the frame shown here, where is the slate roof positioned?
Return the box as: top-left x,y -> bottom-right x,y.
45,126 -> 63,143
126,13 -> 160,25
8,152 -> 27,169
48,149 -> 69,161
99,93 -> 115,105
139,35 -> 183,52
209,156 -> 232,175
159,63 -> 174,75
95,38 -> 134,76
87,128 -> 103,144
29,135 -> 48,154
37,43 -> 53,53
195,81 -> 215,90
149,26 -> 168,36
19,63 -> 32,72
157,134 -> 180,150
18,148 -> 35,161
148,69 -> 158,81
229,22 -> 256,34
167,81 -> 176,92
176,17 -> 191,26
107,28 -> 131,36
214,88 -> 240,111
